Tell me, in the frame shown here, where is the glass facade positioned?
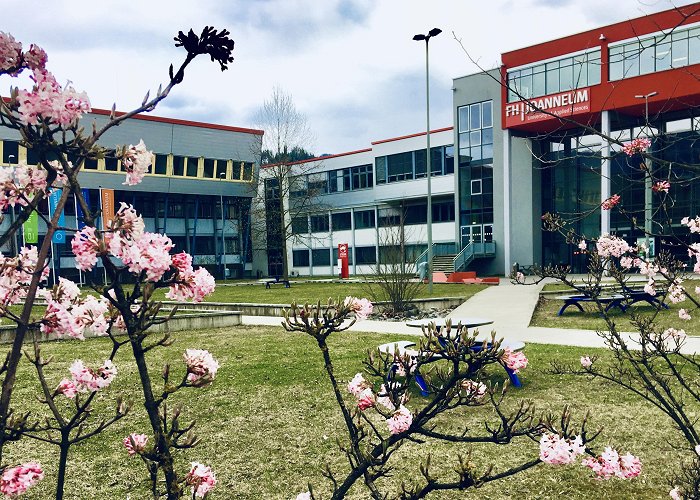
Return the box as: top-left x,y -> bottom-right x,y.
507,50 -> 601,102
609,26 -> 700,80
375,145 -> 454,184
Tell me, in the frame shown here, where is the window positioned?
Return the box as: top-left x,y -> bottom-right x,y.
471,179 -> 482,195
216,160 -> 228,179
186,158 -> 199,177
387,152 -> 413,182
105,157 -> 119,171
84,158 -> 98,170
154,154 -> 168,175
292,216 -> 308,234
307,172 -> 327,194
351,164 -> 373,189
507,49 -> 600,101
310,214 -> 329,233
293,249 -> 310,267
242,162 -> 253,181
289,175 -> 307,199
378,208 -> 401,227
432,200 -> 455,222
332,212 -> 351,231
404,204 -> 427,225
2,141 -> 18,164
458,101 -> 494,163
173,156 -> 185,176
375,156 -> 387,184
354,209 -> 375,229
355,246 -> 376,265
203,158 -> 215,178
312,249 -> 331,266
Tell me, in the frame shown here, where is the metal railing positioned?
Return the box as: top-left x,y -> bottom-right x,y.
453,241 -> 496,272
414,243 -> 458,271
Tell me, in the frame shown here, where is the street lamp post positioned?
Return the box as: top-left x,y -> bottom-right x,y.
413,27 -> 441,294
219,172 -> 227,280
634,91 -> 658,259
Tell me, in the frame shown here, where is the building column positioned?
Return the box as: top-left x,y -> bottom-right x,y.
601,110 -> 611,235
502,129 -> 511,276
350,208 -> 357,276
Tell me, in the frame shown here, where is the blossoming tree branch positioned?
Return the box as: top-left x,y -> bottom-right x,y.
0,28 -> 232,499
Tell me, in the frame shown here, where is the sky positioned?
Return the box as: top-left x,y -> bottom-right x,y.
2,0 -> 697,155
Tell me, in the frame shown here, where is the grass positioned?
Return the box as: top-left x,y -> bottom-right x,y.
4,325 -> 689,499
531,281 -> 700,334
155,281 -> 488,305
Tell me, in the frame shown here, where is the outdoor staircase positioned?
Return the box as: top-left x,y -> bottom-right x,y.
431,255 -> 457,276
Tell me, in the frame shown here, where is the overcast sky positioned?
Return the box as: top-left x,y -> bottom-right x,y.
2,0 -> 696,155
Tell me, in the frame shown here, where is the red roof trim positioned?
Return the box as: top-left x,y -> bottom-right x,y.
262,148 -> 373,168
89,107 -> 264,135
371,126 -> 454,145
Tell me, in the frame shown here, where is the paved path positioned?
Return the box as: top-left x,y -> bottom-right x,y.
243,278 -> 700,354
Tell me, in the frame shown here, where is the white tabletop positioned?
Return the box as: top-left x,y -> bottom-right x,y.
406,317 -> 494,329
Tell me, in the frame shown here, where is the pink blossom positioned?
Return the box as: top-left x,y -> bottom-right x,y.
580,356 -> 592,368
296,493 -> 311,500
653,181 -> 671,193
670,487 -> 682,500
166,266 -> 216,303
679,309 -> 692,321
23,44 -> 47,71
386,405 -> 412,434
461,380 -> 488,401
376,384 -> 395,410
68,359 -> 117,393
622,137 -> 651,156
619,256 -> 634,269
185,462 -> 217,498
539,433 -> 585,465
171,252 -> 194,275
122,140 -> 152,186
500,348 -> 528,374
71,226 -> 100,271
0,462 -> 43,497
357,388 -> 375,411
578,240 -> 587,251
668,283 -> 686,304
123,433 -> 148,456
515,271 -> 525,283
601,194 -> 621,210
695,444 -> 700,455
643,281 -> 656,297
344,296 -> 373,320
347,373 -> 368,397
596,234 -> 630,259
183,349 -> 220,387
582,447 -> 641,479
55,378 -> 77,399
16,69 -> 90,127
682,216 -> 700,234
0,32 -> 22,73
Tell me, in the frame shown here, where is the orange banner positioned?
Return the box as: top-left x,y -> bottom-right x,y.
101,189 -> 115,230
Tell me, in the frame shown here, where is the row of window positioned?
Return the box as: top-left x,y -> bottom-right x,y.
507,50 -> 601,102
0,141 -> 254,182
292,244 -> 433,268
290,164 -> 374,198
375,145 -> 454,184
458,101 -> 494,163
291,209 -> 376,234
610,26 -> 700,81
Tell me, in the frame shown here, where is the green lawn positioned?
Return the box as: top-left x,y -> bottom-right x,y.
155,281 -> 487,305
4,325 -> 689,499
531,281 -> 700,334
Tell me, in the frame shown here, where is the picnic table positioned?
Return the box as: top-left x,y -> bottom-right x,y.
555,294 -> 626,316
380,317 -> 524,394
258,277 -> 291,289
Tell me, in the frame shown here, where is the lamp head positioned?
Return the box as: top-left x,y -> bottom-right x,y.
413,34 -> 426,41
428,28 -> 442,37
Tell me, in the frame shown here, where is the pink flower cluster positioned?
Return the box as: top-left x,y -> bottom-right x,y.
344,297 -> 373,320
595,234 -> 630,259
601,194 -> 620,210
580,356 -> 592,368
123,433 -> 148,456
165,252 -> 216,303
0,32 -> 23,73
682,216 -> 700,234
71,226 -> 100,271
40,278 -> 110,339
581,447 -> 642,479
0,163 -> 51,211
461,379 -> 488,401
185,462 -> 217,498
386,405 -> 412,434
652,181 -> 671,193
0,462 -> 43,497
122,140 -> 152,186
296,493 -> 311,500
679,309 -> 692,321
347,372 -> 368,396
16,68 -> 90,128
183,349 -> 220,387
622,137 -> 652,156
55,359 -> 117,398
0,247 -> 47,307
500,348 -> 528,373
539,433 -> 585,465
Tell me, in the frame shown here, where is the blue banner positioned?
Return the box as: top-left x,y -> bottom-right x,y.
76,189 -> 90,229
49,189 -> 66,244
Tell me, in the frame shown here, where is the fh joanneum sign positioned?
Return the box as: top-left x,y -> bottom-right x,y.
504,88 -> 591,127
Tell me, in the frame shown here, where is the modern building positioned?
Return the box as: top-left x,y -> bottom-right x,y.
271,3 -> 700,278
0,109 -> 263,281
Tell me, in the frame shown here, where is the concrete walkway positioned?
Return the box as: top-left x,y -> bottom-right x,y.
242,279 -> 700,354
